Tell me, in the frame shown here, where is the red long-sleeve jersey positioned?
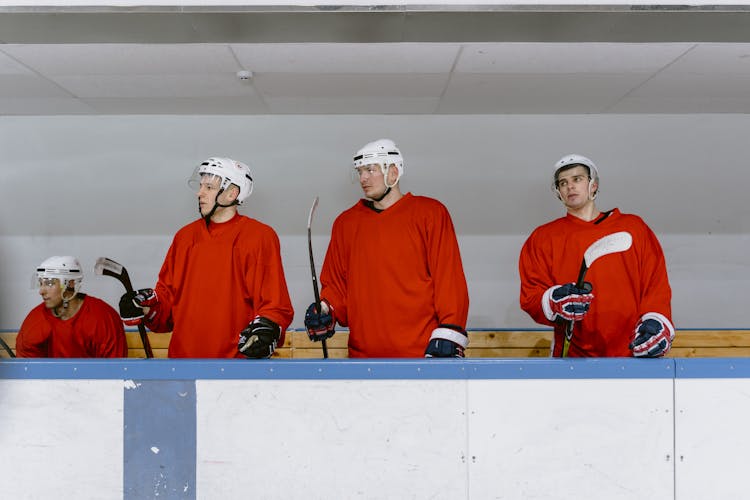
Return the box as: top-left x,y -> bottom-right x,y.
146,213 -> 294,358
321,193 -> 469,358
519,208 -> 673,357
17,294 -> 127,358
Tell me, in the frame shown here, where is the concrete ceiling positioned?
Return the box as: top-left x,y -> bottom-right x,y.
1,6 -> 750,115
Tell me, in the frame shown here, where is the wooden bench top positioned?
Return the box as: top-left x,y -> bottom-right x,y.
2,329 -> 750,358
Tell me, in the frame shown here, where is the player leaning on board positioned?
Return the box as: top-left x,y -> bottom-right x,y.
518,154 -> 674,358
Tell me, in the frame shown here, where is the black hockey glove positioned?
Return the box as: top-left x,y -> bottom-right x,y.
304,300 -> 335,341
118,288 -> 158,326
425,325 -> 469,358
238,316 -> 281,359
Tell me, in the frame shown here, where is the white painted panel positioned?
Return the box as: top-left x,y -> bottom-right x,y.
0,380 -> 123,500
456,43 -> 691,74
675,378 -> 750,500
232,43 -> 460,74
468,379 -> 674,500
196,379 -> 468,500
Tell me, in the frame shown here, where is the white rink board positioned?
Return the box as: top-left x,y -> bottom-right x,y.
196,379 -> 468,500
0,379 -> 124,500
675,378 -> 750,500
468,379 -> 674,500
4,359 -> 750,499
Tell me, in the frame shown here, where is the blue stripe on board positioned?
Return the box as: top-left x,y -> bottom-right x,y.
676,357 -> 750,378
124,380 -> 196,500
0,358 -> 675,380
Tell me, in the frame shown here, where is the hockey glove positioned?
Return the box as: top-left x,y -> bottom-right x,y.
118,288 -> 158,326
542,282 -> 594,322
304,300 -> 335,341
630,313 -> 675,358
425,325 -> 469,358
238,316 -> 281,359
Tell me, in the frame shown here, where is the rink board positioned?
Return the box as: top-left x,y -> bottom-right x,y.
0,358 -> 744,500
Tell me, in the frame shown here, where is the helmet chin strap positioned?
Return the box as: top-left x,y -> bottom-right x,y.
371,186 -> 391,202
370,165 -> 400,202
201,188 -> 239,227
53,286 -> 77,318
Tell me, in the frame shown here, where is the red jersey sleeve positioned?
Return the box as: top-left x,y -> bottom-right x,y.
425,202 -> 469,328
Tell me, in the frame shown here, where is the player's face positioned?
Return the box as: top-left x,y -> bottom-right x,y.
197,174 -> 223,216
38,278 -> 63,309
355,163 -> 387,198
556,166 -> 595,210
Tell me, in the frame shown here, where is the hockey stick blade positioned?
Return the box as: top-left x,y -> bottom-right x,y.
563,231 -> 633,357
307,196 -> 328,359
94,257 -> 132,289
95,256 -> 154,358
583,231 -> 633,270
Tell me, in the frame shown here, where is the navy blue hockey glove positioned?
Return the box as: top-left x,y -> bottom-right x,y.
630,313 -> 675,358
543,282 -> 594,322
304,300 -> 335,342
238,316 -> 281,359
425,325 -> 469,358
118,288 -> 158,326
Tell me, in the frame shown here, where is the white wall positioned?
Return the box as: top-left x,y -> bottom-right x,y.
2,114 -> 749,329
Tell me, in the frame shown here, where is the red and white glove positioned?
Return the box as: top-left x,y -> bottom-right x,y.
542,282 -> 594,322
630,312 -> 675,358
118,288 -> 159,326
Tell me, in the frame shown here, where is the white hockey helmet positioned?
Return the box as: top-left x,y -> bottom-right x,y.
552,154 -> 599,200
188,157 -> 254,205
35,256 -> 83,293
353,139 -> 404,185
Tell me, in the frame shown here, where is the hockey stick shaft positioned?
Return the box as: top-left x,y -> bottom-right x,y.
562,260 -> 589,357
0,335 -> 15,358
95,257 -> 154,358
561,231 -> 633,357
307,197 -> 328,358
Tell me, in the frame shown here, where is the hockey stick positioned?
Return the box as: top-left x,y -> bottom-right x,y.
94,257 -> 154,358
562,231 -> 633,357
307,196 -> 328,358
0,335 -> 15,358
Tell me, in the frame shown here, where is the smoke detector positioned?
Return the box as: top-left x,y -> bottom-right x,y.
236,70 -> 253,81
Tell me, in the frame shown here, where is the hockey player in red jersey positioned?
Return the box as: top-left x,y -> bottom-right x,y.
118,157 -> 294,358
17,256 -> 127,358
304,139 -> 470,358
519,154 -> 674,357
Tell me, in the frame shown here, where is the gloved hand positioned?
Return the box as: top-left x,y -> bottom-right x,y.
542,282 -> 594,322
304,300 -> 335,341
238,316 -> 281,359
630,313 -> 675,357
425,325 -> 469,358
118,288 -> 158,326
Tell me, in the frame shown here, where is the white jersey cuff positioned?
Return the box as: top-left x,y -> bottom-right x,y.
430,327 -> 469,348
542,286 -> 559,322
